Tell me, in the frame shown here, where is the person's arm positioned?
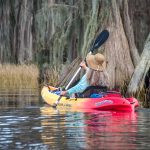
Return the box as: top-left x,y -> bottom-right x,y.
60,75 -> 89,97
60,61 -> 88,96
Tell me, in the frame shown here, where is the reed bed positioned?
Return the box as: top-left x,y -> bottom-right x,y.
45,66 -> 60,86
0,64 -> 39,89
120,80 -> 149,107
39,64 -> 60,87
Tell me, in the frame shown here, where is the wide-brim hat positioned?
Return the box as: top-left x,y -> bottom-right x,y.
86,53 -> 106,71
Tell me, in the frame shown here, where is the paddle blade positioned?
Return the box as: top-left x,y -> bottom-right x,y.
90,30 -> 109,53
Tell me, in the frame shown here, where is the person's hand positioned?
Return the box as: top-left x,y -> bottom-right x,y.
80,61 -> 87,70
60,91 -> 67,96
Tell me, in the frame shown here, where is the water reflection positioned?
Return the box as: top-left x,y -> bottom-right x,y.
0,107 -> 44,150
0,91 -> 150,149
84,111 -> 137,150
0,88 -> 40,108
40,107 -> 86,149
40,107 -> 138,150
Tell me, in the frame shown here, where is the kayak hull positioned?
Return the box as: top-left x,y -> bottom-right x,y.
41,86 -> 139,112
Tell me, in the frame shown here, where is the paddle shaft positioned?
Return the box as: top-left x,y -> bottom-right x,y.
53,30 -> 109,107
54,95 -> 63,105
53,52 -> 92,106
65,67 -> 82,90
65,51 -> 92,90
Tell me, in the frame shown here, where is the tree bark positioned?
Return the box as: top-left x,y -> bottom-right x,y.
120,0 -> 140,67
104,0 -> 134,88
127,33 -> 150,94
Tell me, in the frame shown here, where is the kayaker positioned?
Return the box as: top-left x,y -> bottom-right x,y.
60,53 -> 109,97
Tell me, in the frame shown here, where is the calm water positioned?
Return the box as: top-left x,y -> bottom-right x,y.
0,90 -> 150,150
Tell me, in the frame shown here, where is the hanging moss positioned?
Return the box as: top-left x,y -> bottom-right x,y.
35,1 -> 79,66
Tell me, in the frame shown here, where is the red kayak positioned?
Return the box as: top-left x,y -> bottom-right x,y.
41,86 -> 139,112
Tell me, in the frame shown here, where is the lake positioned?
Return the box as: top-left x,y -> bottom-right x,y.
0,89 -> 150,150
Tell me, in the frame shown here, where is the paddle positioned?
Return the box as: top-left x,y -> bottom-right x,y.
52,29 -> 109,107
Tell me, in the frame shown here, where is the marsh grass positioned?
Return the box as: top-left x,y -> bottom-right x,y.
48,66 -> 60,86
136,88 -> 150,108
0,64 -> 39,89
120,80 -> 149,107
40,65 -> 60,87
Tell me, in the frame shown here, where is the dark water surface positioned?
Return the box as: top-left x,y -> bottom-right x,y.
0,90 -> 150,150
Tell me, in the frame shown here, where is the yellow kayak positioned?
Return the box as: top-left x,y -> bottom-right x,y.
41,86 -> 139,112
